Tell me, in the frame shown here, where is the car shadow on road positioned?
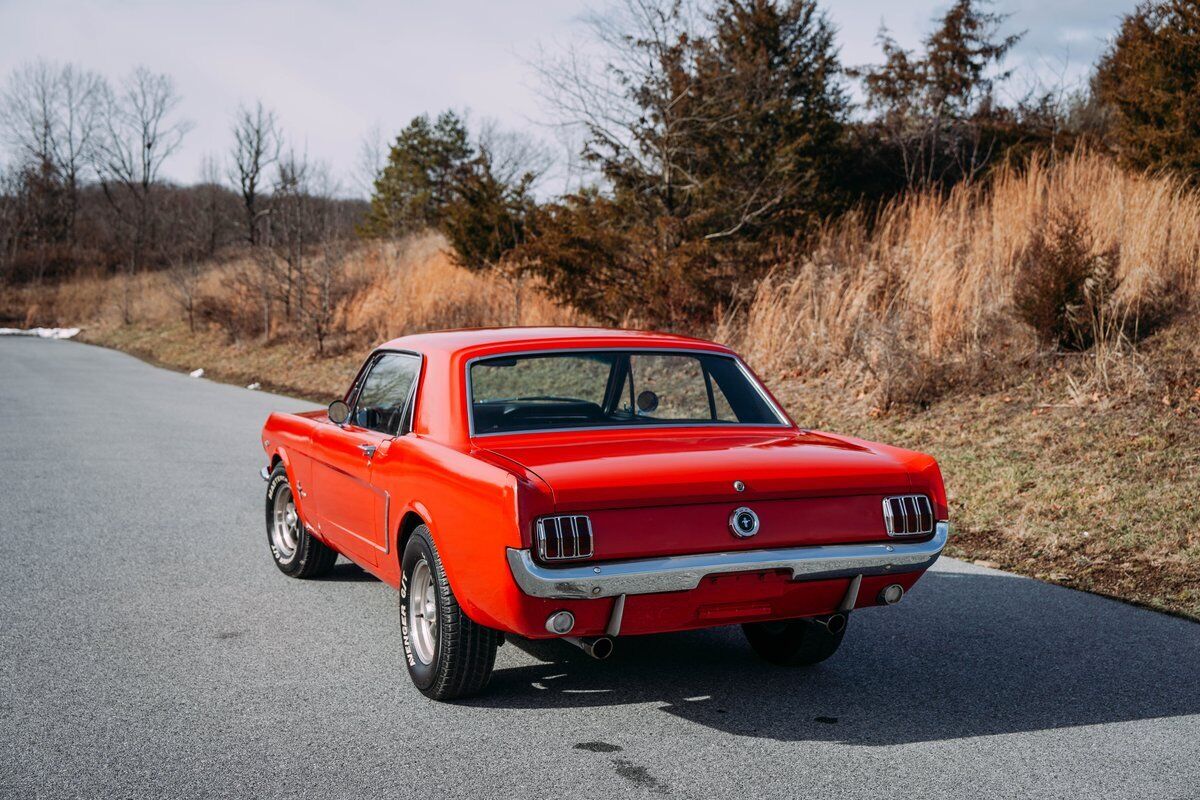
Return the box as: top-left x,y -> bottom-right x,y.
469,569 -> 1200,745
319,560 -> 379,582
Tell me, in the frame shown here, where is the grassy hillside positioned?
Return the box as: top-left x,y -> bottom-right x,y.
774,316 -> 1200,619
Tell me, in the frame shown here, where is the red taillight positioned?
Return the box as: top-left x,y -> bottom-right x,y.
882,495 -> 934,537
536,515 -> 593,561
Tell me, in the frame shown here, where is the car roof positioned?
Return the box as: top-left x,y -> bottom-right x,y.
378,326 -> 734,358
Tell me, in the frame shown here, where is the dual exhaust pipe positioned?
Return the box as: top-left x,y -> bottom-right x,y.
564,635 -> 615,660
552,582 -> 900,659
547,609 -> 616,660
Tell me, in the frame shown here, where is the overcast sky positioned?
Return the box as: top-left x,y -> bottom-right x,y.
0,0 -> 1134,194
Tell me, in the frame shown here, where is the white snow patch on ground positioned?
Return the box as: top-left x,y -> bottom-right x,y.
0,327 -> 81,339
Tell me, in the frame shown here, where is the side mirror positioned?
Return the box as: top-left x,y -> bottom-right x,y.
328,400 -> 350,426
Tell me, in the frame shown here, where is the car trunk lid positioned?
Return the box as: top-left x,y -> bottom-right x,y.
481,429 -> 915,558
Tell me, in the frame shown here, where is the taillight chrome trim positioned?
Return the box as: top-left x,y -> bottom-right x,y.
535,515 -> 593,561
882,494 -> 934,537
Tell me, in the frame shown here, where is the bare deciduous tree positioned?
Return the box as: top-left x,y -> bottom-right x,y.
354,121 -> 387,198
195,154 -> 229,259
0,60 -> 105,279
476,118 -> 552,192
299,167 -> 356,356
533,0 -> 705,217
0,165 -> 24,277
269,148 -> 314,322
242,147 -> 354,349
93,66 -> 191,322
164,218 -> 205,333
229,101 -> 281,246
163,155 -> 228,332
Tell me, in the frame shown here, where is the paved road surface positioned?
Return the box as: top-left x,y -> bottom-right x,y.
1,337 -> 1198,799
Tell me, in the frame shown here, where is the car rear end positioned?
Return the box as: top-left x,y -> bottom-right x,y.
461,341 -> 948,645
499,456 -> 948,641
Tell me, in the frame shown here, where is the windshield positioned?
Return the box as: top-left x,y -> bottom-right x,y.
468,350 -> 786,435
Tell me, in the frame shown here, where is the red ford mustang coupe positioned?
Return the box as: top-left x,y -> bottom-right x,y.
260,328 -> 948,700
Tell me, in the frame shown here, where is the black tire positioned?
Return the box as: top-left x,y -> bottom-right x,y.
264,463 -> 337,579
742,614 -> 849,666
400,525 -> 500,700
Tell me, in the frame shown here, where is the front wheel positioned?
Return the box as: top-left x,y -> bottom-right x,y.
264,463 -> 337,578
742,613 -> 848,666
400,526 -> 501,700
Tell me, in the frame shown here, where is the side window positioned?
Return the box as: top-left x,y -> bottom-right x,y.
352,353 -> 420,435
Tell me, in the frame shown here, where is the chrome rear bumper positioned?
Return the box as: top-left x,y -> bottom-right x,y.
506,522 -> 949,600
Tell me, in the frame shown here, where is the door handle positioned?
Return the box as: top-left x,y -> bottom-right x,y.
357,443 -> 377,459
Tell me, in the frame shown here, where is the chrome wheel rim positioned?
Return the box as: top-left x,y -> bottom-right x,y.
271,484 -> 300,560
408,559 -> 438,664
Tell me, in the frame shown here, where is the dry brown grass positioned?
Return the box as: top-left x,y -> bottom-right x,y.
718,151 -> 1200,406
4,231 -> 581,343
341,234 -> 582,341
772,313 -> 1200,619
0,230 -> 583,397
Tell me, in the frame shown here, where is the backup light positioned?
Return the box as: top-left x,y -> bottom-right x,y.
545,611 -> 575,634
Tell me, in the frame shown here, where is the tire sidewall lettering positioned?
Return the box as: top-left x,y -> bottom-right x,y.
399,572 -> 416,667
266,469 -> 300,566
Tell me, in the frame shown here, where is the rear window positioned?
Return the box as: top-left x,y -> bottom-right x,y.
469,350 -> 784,435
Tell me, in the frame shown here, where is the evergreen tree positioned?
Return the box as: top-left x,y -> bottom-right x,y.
691,0 -> 847,239
442,147 -> 539,270
359,111 -> 471,237
1095,0 -> 1200,179
853,0 -> 1023,186
518,0 -> 849,325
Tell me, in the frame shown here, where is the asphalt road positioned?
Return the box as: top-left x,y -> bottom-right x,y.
1,336 -> 1198,800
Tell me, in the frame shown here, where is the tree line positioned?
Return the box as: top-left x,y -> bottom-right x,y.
3,0 -> 1197,340
0,64 -> 365,343
363,0 -> 1200,328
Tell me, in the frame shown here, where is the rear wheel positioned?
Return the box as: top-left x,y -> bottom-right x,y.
400,525 -> 500,700
742,613 -> 848,666
265,463 -> 337,578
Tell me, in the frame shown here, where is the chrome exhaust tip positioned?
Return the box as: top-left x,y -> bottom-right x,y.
879,584 -> 905,605
564,635 -> 614,660
815,613 -> 847,635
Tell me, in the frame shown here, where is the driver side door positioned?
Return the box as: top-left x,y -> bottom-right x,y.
311,352 -> 420,567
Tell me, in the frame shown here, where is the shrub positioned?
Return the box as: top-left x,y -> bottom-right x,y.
1014,205 -> 1120,351
195,287 -> 263,343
